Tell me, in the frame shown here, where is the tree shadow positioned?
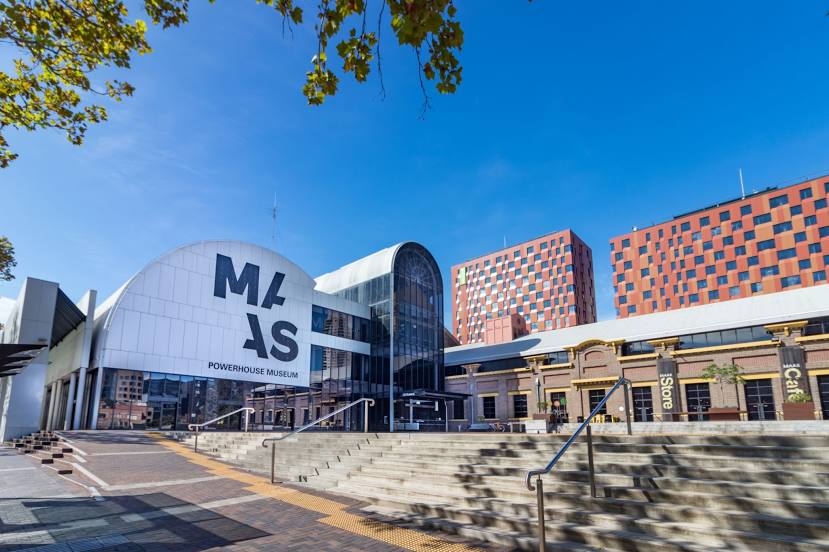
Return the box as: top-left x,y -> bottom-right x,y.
0,492 -> 268,551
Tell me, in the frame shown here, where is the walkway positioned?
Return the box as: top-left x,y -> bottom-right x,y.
0,432 -> 495,551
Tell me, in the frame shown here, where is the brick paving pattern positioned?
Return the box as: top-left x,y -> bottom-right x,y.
0,432 -> 500,552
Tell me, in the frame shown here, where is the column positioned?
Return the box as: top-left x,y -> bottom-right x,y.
89,369 -> 104,430
45,381 -> 58,431
72,366 -> 86,429
63,373 -> 77,430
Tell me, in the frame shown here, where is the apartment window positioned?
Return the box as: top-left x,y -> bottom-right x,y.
760,266 -> 779,277
818,198 -> 828,209
815,271 -> 827,282
705,265 -> 716,275
799,187 -> 814,199
622,239 -> 630,248
782,275 -> 802,288
735,245 -> 746,255
791,205 -> 805,218
821,227 -> 829,238
681,221 -> 691,232
725,261 -> 736,271
738,271 -> 749,281
719,211 -> 731,222
799,259 -> 812,270
808,243 -> 822,254
714,251 -> 725,261
482,396 -> 496,419
729,286 -> 740,297
751,282 -> 763,293
512,394 -> 528,418
769,194 -> 789,207
624,261 -> 632,269
708,290 -> 719,300
692,231 -> 702,241
723,236 -> 733,245
805,215 -> 817,227
641,268 -> 650,277
744,230 -> 756,240
694,255 -> 704,265
757,239 -> 776,251
777,248 -> 796,260
689,293 -> 699,303
697,279 -> 708,289
638,246 -> 647,255
732,221 -> 743,231
716,275 -> 728,285
773,221 -> 793,234
740,205 -> 752,215
703,241 -> 713,251
753,213 -> 772,225
795,232 -> 807,243
700,216 -> 710,226
643,290 -> 652,299
748,256 -> 759,266
628,305 -> 637,314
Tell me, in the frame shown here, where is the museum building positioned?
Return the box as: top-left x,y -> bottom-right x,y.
444,285 -> 829,428
0,240 -> 448,440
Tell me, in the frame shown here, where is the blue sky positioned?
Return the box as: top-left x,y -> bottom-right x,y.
2,1 -> 829,323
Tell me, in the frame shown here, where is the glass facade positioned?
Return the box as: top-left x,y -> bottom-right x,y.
92,242 -> 445,433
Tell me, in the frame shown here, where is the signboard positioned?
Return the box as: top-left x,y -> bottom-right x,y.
98,241 -> 312,387
656,358 -> 680,421
779,346 -> 809,400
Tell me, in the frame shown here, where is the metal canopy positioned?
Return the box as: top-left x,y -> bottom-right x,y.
400,389 -> 470,401
0,343 -> 47,376
51,289 -> 85,347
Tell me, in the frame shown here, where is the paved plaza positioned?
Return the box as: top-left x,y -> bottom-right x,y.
0,432 -> 497,552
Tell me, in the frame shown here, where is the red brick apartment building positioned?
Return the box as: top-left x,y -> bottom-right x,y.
610,175 -> 829,318
451,230 -> 597,345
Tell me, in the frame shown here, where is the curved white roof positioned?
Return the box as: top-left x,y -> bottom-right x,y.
91,240 -> 316,370
314,243 -> 404,294
445,284 -> 829,366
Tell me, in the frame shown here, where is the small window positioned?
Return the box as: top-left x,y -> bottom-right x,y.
482,396 -> 496,419
799,259 -> 812,270
814,271 -> 827,282
719,211 -> 731,222
681,221 -> 691,232
781,275 -> 802,288
753,213 -> 772,225
769,194 -> 789,208
805,215 -> 817,227
777,248 -> 796,260
791,205 -> 803,216
740,205 -> 752,215
773,221 -> 792,234
700,216 -> 710,226
757,239 -> 776,251
512,394 -> 528,418
800,188 -> 813,199
808,243 -> 822,254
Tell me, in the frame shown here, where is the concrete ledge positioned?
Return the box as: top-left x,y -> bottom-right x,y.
559,420 -> 829,435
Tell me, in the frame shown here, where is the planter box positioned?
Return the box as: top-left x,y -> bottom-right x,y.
708,407 -> 740,421
532,413 -> 553,421
783,402 -> 816,421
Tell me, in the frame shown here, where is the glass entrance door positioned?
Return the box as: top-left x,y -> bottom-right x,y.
685,383 -> 711,421
632,387 -> 654,422
744,379 -> 775,421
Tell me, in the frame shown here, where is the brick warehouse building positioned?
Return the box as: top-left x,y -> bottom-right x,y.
451,230 -> 597,345
609,175 -> 829,318
444,285 -> 829,428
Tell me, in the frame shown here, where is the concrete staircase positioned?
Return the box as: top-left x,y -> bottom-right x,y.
3,431 -> 75,474
191,431 -> 829,551
170,431 -> 402,482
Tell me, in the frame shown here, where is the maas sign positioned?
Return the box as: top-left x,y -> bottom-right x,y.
97,241 -> 312,387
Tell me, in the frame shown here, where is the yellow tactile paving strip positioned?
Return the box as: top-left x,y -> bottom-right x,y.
150,435 -> 480,552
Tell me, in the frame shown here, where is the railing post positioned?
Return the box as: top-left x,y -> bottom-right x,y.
623,382 -> 632,435
244,411 -> 249,432
586,424 -> 597,498
364,401 -> 369,433
194,431 -> 198,453
270,442 -> 276,484
536,476 -> 546,552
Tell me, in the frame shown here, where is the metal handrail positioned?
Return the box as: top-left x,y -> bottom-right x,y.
527,377 -> 632,552
189,407 -> 255,452
262,397 -> 375,483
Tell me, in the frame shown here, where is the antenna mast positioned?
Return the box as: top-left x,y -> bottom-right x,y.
271,192 -> 277,247
739,169 -> 745,200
